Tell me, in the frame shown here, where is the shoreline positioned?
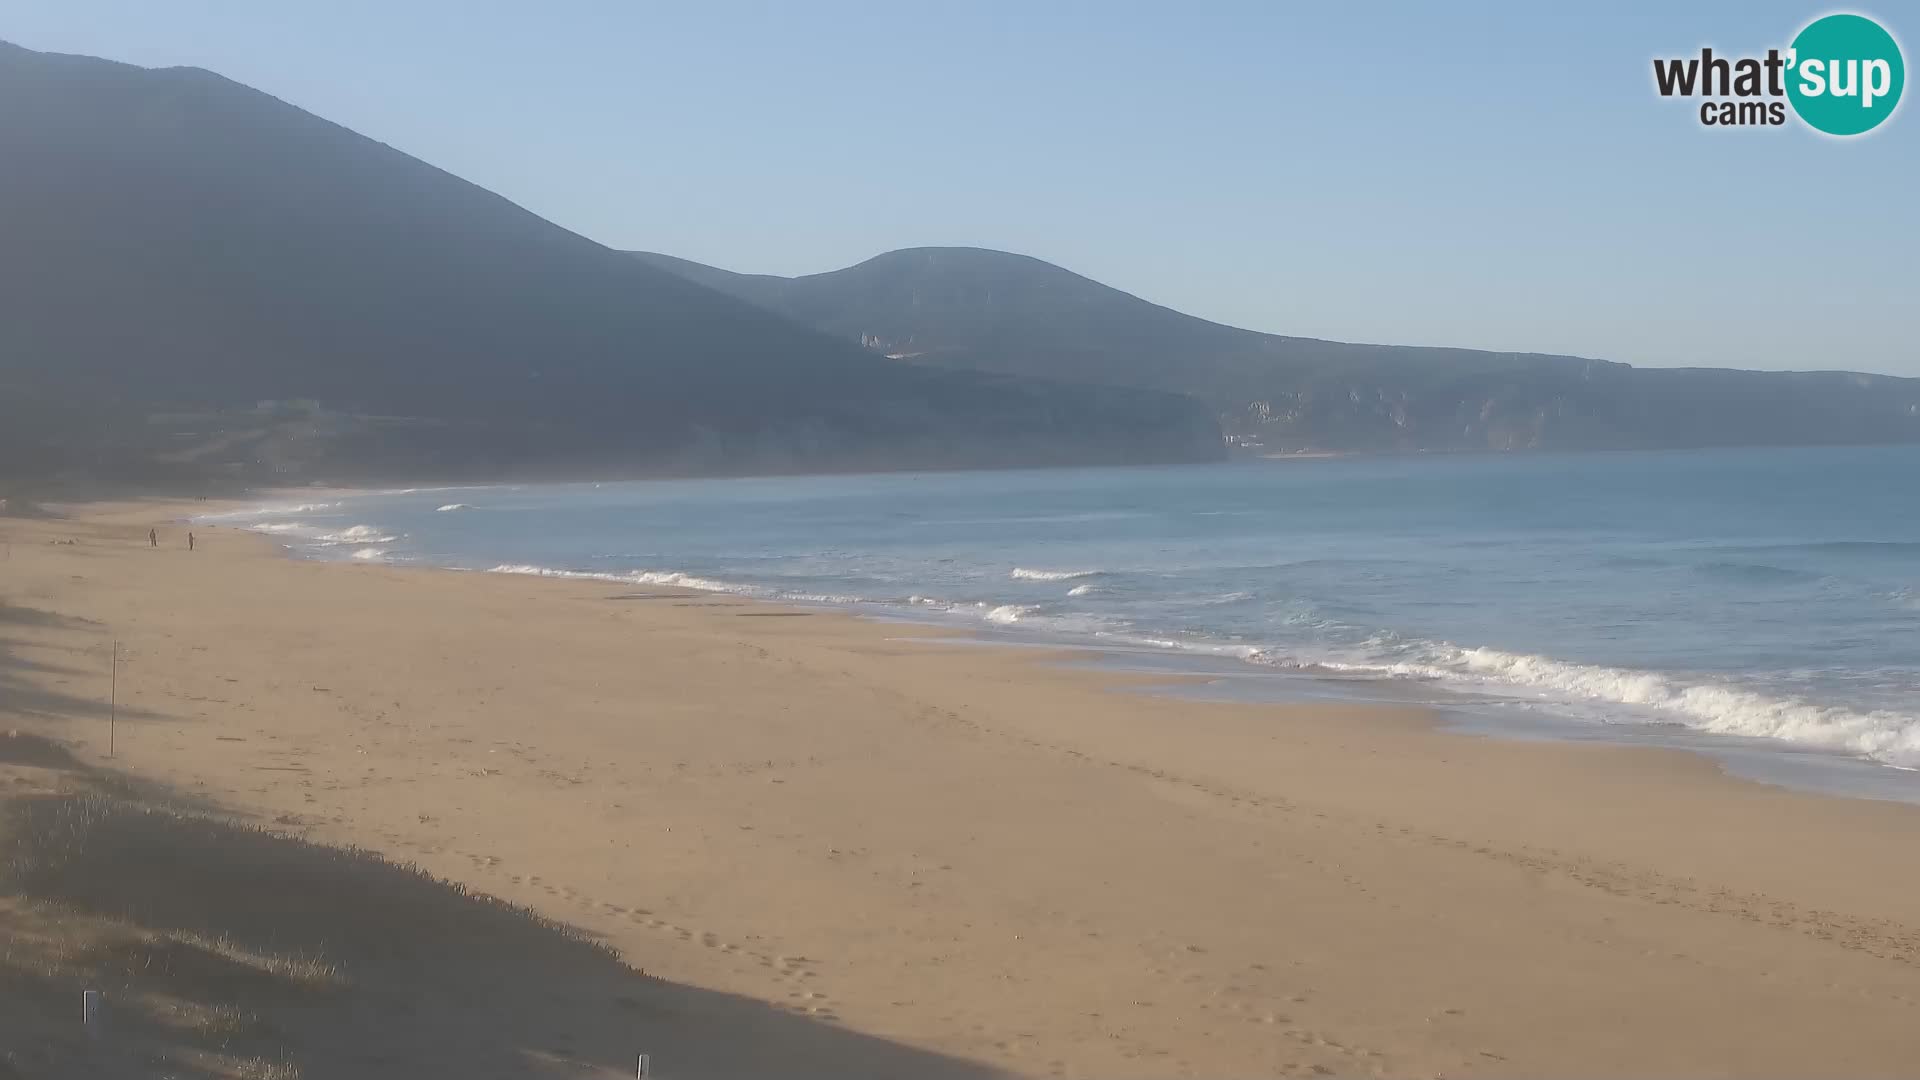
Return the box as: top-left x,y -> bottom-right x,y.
1078,639 -> 1920,806
206,485 -> 1920,807
6,498 -> 1920,1075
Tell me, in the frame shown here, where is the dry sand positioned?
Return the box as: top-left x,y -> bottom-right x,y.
4,499 -> 1920,1077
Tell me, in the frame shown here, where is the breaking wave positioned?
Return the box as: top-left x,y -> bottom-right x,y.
320,525 -> 397,545
487,563 -> 745,595
1271,642 -> 1920,769
247,522 -> 396,545
1010,567 -> 1103,582
984,603 -> 1038,624
196,501 -> 341,522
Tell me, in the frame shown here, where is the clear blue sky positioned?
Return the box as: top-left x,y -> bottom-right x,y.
4,1 -> 1915,373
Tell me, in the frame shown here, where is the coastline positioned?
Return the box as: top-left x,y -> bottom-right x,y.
216,479 -> 1920,806
5,498 -> 1920,1075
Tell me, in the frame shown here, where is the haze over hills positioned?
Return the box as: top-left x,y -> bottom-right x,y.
5,33 -> 1912,500
0,42 -> 1223,493
634,248 -> 1920,454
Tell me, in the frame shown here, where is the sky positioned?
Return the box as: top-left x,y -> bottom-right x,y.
3,1 -> 1915,374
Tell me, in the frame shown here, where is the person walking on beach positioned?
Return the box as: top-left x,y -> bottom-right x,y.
188,532 -> 195,552
148,528 -> 157,547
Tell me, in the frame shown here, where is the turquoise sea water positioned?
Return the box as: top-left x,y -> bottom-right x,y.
204,446 -> 1920,796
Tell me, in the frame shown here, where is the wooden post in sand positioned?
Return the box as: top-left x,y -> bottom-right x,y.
83,989 -> 106,1041
108,640 -> 118,758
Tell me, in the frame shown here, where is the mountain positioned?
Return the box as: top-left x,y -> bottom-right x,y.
0,43 -> 1223,493
633,247 -> 1920,454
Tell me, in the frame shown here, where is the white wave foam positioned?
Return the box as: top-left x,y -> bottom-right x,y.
243,521 -> 395,544
629,569 -> 758,594
1282,642 -> 1920,769
893,585 -> 1920,770
435,503 -> 472,512
1010,567 -> 1102,582
903,595 -> 1099,632
1067,583 -> 1100,597
317,525 -> 397,545
350,547 -> 387,562
488,563 -> 628,584
488,562 -> 868,608
984,604 -> 1037,624
486,563 -> 749,596
195,501 -> 343,524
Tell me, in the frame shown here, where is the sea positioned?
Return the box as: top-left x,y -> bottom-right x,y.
199,445 -> 1920,802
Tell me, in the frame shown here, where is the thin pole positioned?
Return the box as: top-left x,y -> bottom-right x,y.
83,989 -> 106,1041
109,640 -> 117,758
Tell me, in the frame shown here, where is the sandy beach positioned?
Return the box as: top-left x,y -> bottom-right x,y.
5,498 -> 1920,1078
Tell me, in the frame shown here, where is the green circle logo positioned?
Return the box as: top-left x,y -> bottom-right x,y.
1786,13 -> 1905,135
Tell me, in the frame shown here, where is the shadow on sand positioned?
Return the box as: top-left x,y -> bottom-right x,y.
0,601 -> 164,726
0,742 -> 1005,1080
